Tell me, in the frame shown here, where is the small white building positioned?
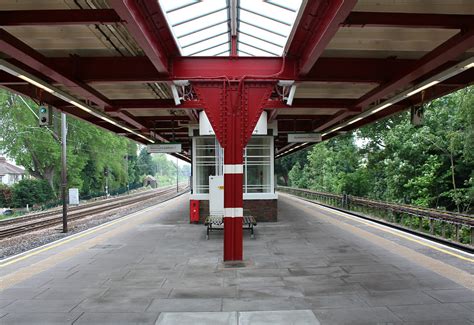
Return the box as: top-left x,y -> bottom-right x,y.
0,157 -> 25,186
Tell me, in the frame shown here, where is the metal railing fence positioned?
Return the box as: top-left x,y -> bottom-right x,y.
278,186 -> 474,246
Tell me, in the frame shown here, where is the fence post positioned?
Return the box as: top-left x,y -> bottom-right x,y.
429,219 -> 434,235
455,224 -> 459,242
470,227 -> 473,245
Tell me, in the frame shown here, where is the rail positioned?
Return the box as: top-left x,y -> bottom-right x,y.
278,186 -> 474,247
0,184 -> 189,239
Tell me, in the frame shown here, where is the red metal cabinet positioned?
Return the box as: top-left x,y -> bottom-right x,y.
190,200 -> 200,223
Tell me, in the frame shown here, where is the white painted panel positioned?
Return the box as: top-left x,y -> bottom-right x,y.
209,175 -> 224,216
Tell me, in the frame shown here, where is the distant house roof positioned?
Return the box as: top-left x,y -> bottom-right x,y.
143,175 -> 156,181
0,157 -> 25,176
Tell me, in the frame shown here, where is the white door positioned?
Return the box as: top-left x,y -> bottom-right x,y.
209,175 -> 224,216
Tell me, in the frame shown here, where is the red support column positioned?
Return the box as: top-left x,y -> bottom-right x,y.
194,82 -> 273,261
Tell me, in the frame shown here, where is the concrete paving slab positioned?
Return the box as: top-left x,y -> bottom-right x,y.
0,287 -> 47,299
74,312 -> 159,324
238,285 -> 304,298
313,306 -> 401,324
0,312 -> 82,324
0,299 -> 15,308
101,287 -> 171,299
424,289 -> 474,303
74,296 -> 152,313
239,310 -> 320,324
147,298 -> 222,312
357,289 -> 439,307
388,303 -> 474,322
34,287 -> 108,300
1,299 -> 82,313
169,287 -> 237,299
303,294 -> 368,309
155,311 -> 237,325
222,297 -> 310,312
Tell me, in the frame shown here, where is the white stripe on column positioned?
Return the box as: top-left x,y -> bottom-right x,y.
224,207 -> 243,218
223,164 -> 243,174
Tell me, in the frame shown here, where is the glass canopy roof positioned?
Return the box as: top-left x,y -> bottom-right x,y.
159,0 -> 303,56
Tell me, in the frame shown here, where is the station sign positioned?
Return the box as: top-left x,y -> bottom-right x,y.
147,143 -> 182,153
288,133 -> 322,143
68,188 -> 79,205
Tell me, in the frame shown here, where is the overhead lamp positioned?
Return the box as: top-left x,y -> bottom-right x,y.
346,117 -> 363,125
404,80 -> 439,98
0,58 -> 155,144
69,100 -> 92,113
277,80 -> 297,106
171,80 -> 190,106
372,102 -> 393,113
17,75 -> 55,94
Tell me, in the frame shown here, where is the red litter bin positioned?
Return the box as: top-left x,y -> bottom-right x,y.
190,200 -> 200,223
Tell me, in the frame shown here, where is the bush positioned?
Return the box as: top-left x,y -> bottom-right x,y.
0,184 -> 12,207
11,179 -> 54,208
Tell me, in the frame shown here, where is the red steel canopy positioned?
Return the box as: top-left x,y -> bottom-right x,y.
1,0 -> 473,261
0,0 -> 473,161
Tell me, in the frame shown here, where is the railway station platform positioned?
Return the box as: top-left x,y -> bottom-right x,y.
0,193 -> 473,324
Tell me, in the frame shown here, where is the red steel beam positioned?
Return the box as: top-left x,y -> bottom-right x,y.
107,99 -> 203,110
3,56 -> 420,84
0,9 -> 122,26
343,12 -> 474,29
171,56 -> 298,80
354,27 -> 474,111
104,98 -> 356,111
0,28 -> 112,108
109,0 -> 178,74
264,98 -> 357,109
289,0 -> 357,76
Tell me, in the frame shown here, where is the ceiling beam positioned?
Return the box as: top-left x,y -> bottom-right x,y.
108,0 -> 179,74
343,12 -> 474,29
103,98 -> 357,111
0,28 -> 112,108
288,0 -> 357,76
0,9 -> 122,26
1,56 -> 423,84
107,99 -> 203,110
354,27 -> 474,111
264,98 -> 357,109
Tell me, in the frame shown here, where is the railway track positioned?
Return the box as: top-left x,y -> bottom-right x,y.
0,184 -> 189,239
0,187 -> 163,227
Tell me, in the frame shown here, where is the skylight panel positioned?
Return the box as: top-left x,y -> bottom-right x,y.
159,0 -> 303,57
239,22 -> 286,47
264,0 -> 301,12
195,43 -> 230,56
239,42 -> 277,57
238,10 -> 292,37
239,33 -> 281,56
179,23 -> 229,48
172,10 -> 228,39
184,34 -> 229,56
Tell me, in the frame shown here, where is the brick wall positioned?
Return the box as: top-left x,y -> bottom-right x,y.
195,199 -> 277,223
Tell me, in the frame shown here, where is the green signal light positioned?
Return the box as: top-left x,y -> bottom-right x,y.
39,107 -> 47,113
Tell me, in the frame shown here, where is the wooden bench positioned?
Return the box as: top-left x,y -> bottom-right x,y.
205,215 -> 257,240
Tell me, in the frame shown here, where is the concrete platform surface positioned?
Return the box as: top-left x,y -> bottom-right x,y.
1,193 -> 473,324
